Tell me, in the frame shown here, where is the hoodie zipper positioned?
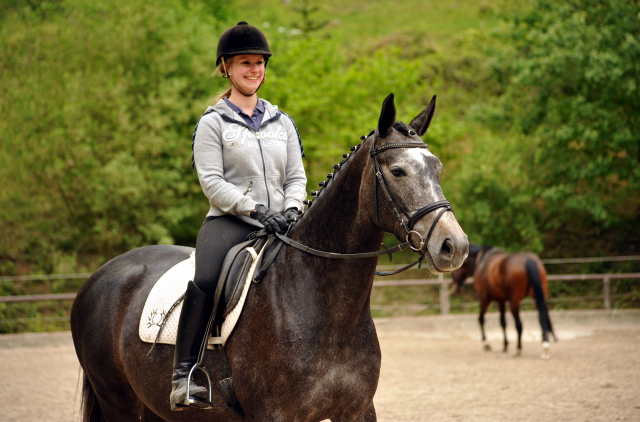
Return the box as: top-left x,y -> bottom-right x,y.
243,181 -> 253,195
255,130 -> 270,208
219,111 -> 282,208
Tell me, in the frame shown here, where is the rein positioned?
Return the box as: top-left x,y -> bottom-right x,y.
274,232 -> 421,276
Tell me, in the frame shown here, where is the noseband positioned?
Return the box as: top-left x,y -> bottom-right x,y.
369,134 -> 453,264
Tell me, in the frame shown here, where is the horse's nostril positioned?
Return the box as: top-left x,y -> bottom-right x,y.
441,238 -> 453,257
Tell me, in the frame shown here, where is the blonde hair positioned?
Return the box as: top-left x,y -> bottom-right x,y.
211,57 -> 234,104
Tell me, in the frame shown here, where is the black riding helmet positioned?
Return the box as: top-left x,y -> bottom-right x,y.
216,21 -> 271,66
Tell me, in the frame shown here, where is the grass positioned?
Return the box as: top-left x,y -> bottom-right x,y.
233,0 -> 523,52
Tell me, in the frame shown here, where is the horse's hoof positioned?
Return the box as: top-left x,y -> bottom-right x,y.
514,350 -> 521,357
541,341 -> 550,359
483,342 -> 491,352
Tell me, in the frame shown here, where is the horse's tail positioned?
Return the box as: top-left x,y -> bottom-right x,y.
80,373 -> 105,422
526,258 -> 556,342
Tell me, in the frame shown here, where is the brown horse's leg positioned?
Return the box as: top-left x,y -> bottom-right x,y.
478,297 -> 492,351
510,304 -> 523,356
499,302 -> 508,352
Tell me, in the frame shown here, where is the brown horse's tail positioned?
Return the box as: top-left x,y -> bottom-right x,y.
80,373 -> 105,422
525,259 -> 557,342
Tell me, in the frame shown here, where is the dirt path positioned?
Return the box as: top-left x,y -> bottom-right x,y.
1,310 -> 639,422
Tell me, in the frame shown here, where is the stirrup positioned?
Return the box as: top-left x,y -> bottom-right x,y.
175,365 -> 213,410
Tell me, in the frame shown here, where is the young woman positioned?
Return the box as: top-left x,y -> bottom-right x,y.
170,21 -> 307,411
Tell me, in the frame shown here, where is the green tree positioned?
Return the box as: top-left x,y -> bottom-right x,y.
446,0 -> 640,253
0,0 -> 227,273
496,0 -> 640,228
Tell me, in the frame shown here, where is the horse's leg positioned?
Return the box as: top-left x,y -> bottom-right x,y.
499,302 -> 508,352
478,297 -> 491,351
142,404 -> 168,422
510,304 -> 523,356
362,402 -> 377,422
332,402 -> 376,422
89,378 -> 143,422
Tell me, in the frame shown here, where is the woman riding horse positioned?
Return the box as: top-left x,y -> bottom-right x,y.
71,92 -> 469,422
171,21 -> 307,410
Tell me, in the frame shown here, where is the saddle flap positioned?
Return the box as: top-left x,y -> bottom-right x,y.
212,237 -> 267,322
223,248 -> 258,317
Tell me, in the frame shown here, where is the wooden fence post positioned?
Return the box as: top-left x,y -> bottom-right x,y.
603,277 -> 611,310
439,273 -> 450,315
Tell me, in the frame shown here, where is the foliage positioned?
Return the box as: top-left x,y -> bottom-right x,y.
485,0 -> 640,231
0,0 -> 227,273
441,0 -> 640,254
290,0 -> 328,35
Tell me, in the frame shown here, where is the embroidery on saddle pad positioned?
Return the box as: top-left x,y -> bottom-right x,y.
139,246 -> 265,348
139,252 -> 195,346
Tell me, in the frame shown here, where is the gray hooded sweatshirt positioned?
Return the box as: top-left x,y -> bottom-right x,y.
193,98 -> 307,227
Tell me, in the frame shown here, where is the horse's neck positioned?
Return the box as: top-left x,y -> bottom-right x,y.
290,143 -> 383,288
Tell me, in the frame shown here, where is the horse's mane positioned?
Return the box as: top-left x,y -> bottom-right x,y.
298,135 -> 367,220
480,245 -> 495,254
468,244 -> 485,257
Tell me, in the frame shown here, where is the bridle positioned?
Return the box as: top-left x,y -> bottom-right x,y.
368,132 -> 453,271
255,133 -> 456,278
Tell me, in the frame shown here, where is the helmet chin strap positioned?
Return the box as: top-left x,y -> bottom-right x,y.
222,57 -> 266,98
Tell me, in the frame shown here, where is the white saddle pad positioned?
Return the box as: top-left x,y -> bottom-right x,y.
139,246 -> 264,348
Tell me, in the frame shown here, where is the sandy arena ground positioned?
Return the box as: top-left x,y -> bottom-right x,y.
0,309 -> 639,422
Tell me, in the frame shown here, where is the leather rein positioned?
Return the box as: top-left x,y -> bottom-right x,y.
261,135 -> 454,277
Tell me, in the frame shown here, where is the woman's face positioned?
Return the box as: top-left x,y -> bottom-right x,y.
227,54 -> 265,94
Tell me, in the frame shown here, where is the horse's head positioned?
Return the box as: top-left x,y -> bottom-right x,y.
450,244 -> 481,293
363,93 -> 469,273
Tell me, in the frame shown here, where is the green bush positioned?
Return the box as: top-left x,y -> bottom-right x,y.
0,0 -> 227,272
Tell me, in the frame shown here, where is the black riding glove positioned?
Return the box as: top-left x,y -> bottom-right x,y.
284,207 -> 301,224
250,204 -> 288,234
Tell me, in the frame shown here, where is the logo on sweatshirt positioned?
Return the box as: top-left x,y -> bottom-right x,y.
223,124 -> 288,149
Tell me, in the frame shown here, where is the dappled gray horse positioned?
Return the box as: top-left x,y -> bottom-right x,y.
71,93 -> 468,422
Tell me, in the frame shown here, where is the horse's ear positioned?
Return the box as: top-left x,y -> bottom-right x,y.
409,95 -> 436,137
377,93 -> 396,138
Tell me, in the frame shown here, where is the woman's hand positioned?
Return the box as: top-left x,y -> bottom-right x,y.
284,207 -> 301,224
250,204 -> 289,234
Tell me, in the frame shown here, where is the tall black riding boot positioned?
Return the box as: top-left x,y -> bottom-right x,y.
170,280 -> 215,411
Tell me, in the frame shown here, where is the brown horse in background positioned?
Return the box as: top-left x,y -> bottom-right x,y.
451,245 -> 556,359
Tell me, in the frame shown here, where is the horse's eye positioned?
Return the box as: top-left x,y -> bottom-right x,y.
390,168 -> 406,177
